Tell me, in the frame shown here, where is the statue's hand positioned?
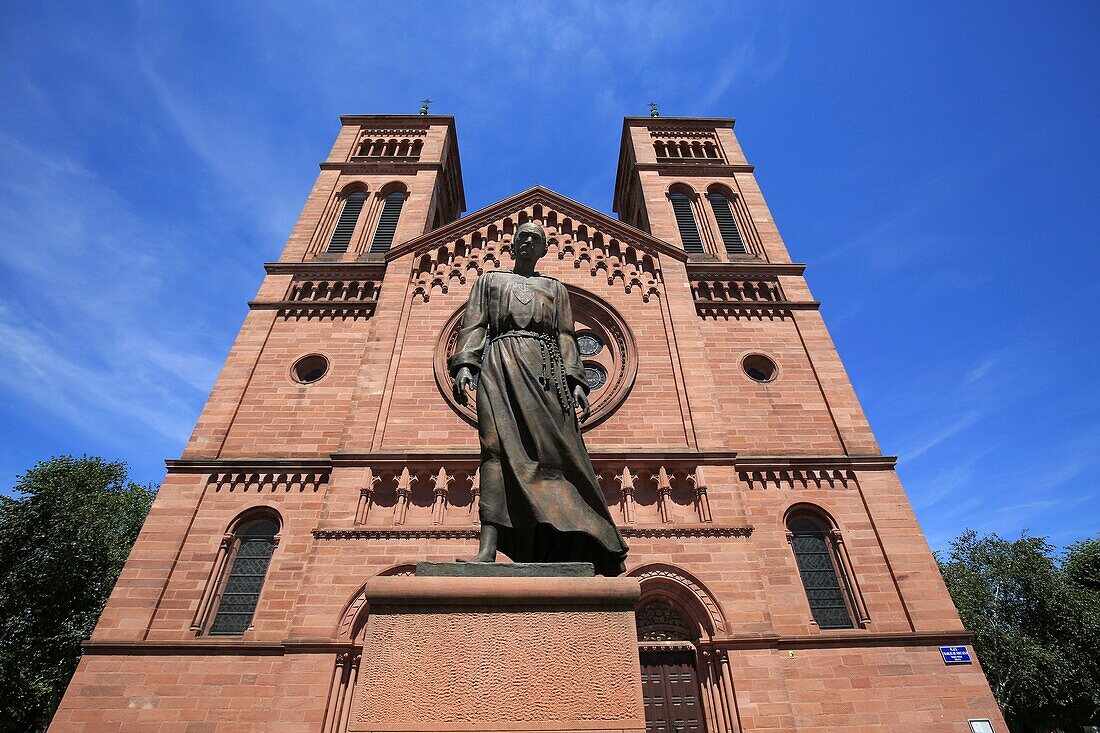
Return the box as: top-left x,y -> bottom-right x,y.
573,384 -> 591,423
452,367 -> 476,405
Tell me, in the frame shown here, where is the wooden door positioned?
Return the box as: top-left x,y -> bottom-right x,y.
640,650 -> 706,732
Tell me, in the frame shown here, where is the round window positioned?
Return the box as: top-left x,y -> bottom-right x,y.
584,364 -> 607,391
742,353 -> 778,383
291,354 -> 329,384
577,333 -> 603,357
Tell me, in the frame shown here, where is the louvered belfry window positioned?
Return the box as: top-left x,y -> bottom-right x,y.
209,519 -> 278,635
325,191 -> 367,253
669,191 -> 704,254
788,516 -> 855,629
369,192 -> 406,253
706,193 -> 747,255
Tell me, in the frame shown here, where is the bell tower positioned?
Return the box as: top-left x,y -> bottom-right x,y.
279,114 -> 466,263
613,116 -> 790,264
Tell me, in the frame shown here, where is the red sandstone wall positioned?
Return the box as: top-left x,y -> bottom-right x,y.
50,116 -> 1006,733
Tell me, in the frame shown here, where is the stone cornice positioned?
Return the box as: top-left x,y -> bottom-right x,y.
693,300 -> 820,311
635,162 -> 755,175
166,453 -> 896,473
166,458 -> 333,472
622,116 -> 737,129
704,629 -> 971,650
263,261 -> 387,275
310,525 -> 754,541
82,639 -> 354,656
319,160 -> 442,174
735,455 -> 898,471
686,262 -> 807,277
83,628 -> 969,656
339,114 -> 455,126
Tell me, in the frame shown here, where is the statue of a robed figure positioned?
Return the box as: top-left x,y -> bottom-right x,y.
449,222 -> 629,576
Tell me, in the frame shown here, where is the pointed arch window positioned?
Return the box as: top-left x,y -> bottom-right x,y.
326,191 -> 367,253
369,191 -> 406,253
208,517 -> 279,635
706,192 -> 747,255
669,191 -> 703,254
787,514 -> 857,629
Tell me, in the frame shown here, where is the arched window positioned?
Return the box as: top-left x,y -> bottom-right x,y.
208,516 -> 279,635
369,191 -> 407,253
326,191 -> 367,253
705,192 -> 747,255
669,191 -> 703,254
787,513 -> 855,629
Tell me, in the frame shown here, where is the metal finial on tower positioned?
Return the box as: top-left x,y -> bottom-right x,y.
419,98 -> 432,115
648,101 -> 660,117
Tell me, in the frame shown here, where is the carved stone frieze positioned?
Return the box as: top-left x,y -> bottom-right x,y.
739,467 -> 857,491
206,471 -> 329,493
407,197 -> 664,303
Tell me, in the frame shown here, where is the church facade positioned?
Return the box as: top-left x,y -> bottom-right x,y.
51,114 -> 1007,732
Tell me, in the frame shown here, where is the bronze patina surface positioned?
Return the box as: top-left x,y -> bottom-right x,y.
449,221 -> 629,575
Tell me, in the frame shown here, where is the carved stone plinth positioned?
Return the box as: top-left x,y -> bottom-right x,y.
349,574 -> 646,733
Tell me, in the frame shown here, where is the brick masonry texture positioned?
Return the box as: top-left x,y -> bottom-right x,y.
50,115 -> 1007,732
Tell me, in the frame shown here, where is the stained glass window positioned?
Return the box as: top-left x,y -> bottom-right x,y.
577,333 -> 603,356
788,516 -> 854,629
209,518 -> 278,635
584,365 -> 607,391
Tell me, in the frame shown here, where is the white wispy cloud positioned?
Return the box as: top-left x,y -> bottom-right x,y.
0,133 -> 221,450
899,410 -> 983,464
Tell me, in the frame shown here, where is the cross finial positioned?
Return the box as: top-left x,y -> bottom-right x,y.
419,98 -> 432,115
648,101 -> 660,117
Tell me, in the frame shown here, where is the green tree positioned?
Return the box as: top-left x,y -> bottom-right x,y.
0,455 -> 156,733
939,531 -> 1100,733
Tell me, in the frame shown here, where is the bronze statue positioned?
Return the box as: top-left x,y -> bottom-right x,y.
449,222 -> 629,576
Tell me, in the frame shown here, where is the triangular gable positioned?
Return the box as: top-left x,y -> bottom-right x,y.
386,186 -> 686,262
390,186 -> 682,303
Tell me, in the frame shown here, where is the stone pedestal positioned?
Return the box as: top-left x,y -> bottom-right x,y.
348,565 -> 646,733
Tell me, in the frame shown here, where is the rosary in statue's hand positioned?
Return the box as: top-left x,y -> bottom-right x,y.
573,384 -> 591,423
452,366 -> 476,405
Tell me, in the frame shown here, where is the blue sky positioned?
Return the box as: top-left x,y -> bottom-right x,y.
0,2 -> 1096,550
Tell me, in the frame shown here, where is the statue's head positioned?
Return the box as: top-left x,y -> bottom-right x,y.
513,221 -> 548,262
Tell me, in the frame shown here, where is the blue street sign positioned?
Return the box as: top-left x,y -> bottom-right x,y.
939,646 -> 972,664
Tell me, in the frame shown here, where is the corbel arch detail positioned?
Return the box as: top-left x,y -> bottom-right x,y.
628,563 -> 728,638
399,188 -> 678,304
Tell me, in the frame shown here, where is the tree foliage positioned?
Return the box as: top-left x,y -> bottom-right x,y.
0,456 -> 156,733
939,530 -> 1100,733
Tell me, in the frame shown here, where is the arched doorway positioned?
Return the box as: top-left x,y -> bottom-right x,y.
635,596 -> 707,732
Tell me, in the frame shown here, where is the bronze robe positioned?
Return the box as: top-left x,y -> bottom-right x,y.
449,270 -> 628,576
